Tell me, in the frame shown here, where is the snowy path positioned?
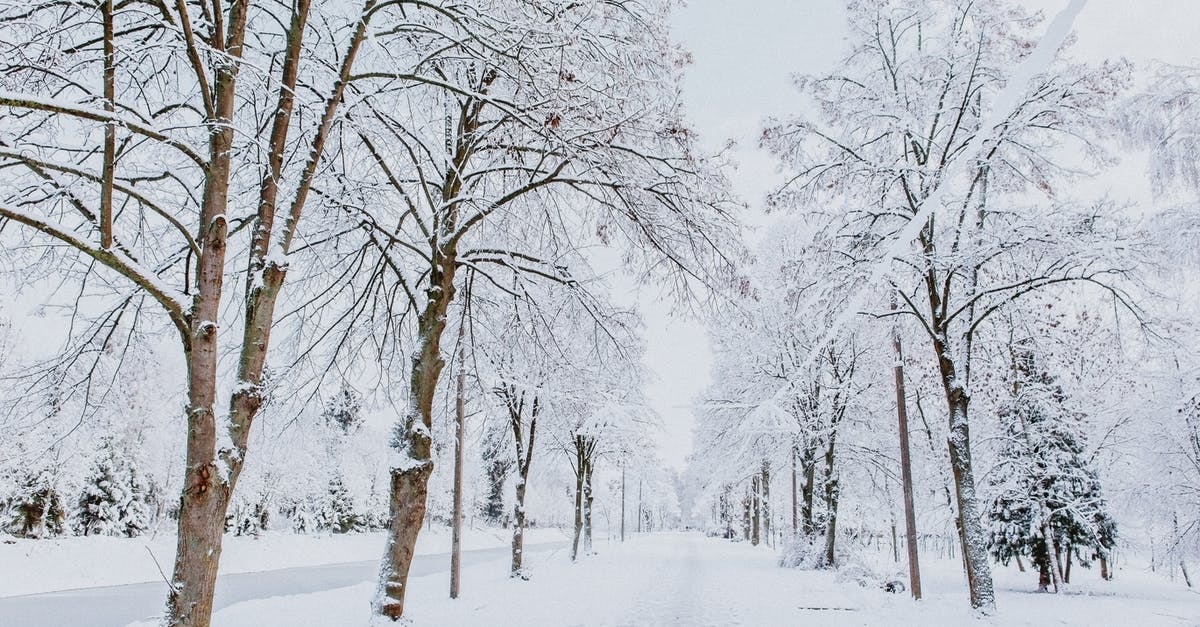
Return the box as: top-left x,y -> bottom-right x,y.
203,532 -> 873,626
7,532 -> 1196,626
0,541 -> 567,627
197,532 -> 1200,627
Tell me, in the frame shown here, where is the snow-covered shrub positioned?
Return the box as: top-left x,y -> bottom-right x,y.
833,551 -> 904,591
75,437 -> 153,537
778,533 -> 827,569
282,476 -> 368,534
225,496 -> 270,537
3,466 -> 66,538
286,495 -> 326,534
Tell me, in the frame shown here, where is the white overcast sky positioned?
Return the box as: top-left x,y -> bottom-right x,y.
642,0 -> 1200,471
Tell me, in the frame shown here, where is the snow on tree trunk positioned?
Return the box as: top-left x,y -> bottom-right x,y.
583,460 -> 594,554
379,268 -> 453,618
571,440 -> 585,561
944,387 -> 995,611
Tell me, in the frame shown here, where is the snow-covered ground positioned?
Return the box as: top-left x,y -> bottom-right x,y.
164,532 -> 1199,627
0,525 -> 566,598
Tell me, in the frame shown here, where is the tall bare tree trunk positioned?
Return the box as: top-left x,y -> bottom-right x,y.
750,474 -> 760,546
742,487 -> 750,541
512,461 -> 532,578
801,446 -> 815,535
760,462 -> 771,546
509,394 -> 537,579
638,479 -> 643,534
380,260 -> 455,618
1064,545 -> 1072,584
822,431 -> 840,567
943,386 -> 995,610
99,0 -> 115,250
379,78 -> 489,620
571,438 -> 585,561
583,459 -> 594,553
165,4 -> 250,620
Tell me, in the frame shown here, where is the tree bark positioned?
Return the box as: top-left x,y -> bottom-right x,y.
583,459 -> 594,553
742,488 -> 751,541
99,0 -> 115,250
638,479 -> 644,534
165,3 -> 251,620
822,426 -> 840,567
801,446 -> 815,535
1039,504 -> 1063,593
379,258 -> 454,618
512,470 -> 530,577
509,394 -> 537,579
378,74 -> 489,620
760,462 -> 770,546
1038,555 -> 1052,592
750,474 -> 760,546
1064,546 -> 1072,585
944,388 -> 996,609
571,438 -> 585,561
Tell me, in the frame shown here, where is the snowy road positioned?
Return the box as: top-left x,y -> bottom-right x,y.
0,541 -> 567,627
393,532 -> 872,626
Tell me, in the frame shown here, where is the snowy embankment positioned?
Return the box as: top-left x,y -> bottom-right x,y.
0,526 -> 566,598
178,532 -> 1198,627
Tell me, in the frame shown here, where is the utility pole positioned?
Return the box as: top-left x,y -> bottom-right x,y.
450,323 -> 466,598
893,313 -> 922,600
791,443 -> 798,533
620,464 -> 626,542
637,478 -> 643,534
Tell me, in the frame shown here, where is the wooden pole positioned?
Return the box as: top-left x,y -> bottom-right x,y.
449,327 -> 466,598
637,479 -> 643,534
893,319 -> 922,600
620,464 -> 626,542
791,443 -> 798,533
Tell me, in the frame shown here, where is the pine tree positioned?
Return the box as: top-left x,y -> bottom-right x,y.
327,475 -> 364,534
75,437 -> 152,538
323,387 -> 363,435
986,345 -> 1118,590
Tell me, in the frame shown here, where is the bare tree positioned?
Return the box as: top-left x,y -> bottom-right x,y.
0,1 -> 418,622
763,0 -> 1138,610
327,2 -> 735,618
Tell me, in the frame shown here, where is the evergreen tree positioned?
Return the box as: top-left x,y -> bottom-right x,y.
75,437 -> 153,538
327,475 -> 364,534
225,491 -> 271,537
323,387 -> 363,435
987,345 -> 1118,590
4,466 -> 66,538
